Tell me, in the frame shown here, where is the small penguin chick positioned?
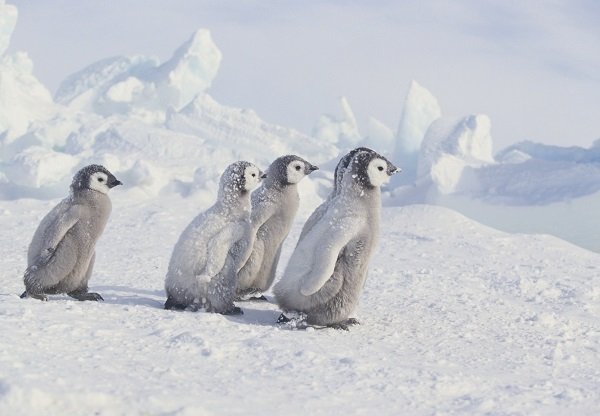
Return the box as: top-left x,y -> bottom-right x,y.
21,164 -> 122,301
236,154 -> 318,300
274,150 -> 399,329
164,161 -> 264,314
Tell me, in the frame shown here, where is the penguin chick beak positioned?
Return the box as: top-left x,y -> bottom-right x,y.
388,164 -> 401,175
261,173 -> 267,179
308,165 -> 319,173
109,179 -> 123,188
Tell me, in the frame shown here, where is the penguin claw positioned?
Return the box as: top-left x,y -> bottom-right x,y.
328,322 -> 350,331
68,292 -> 104,301
276,313 -> 291,323
86,292 -> 104,301
20,291 -> 48,301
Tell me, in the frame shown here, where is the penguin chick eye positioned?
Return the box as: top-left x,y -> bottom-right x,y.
251,173 -> 256,177
98,177 -> 105,182
295,165 -> 302,171
377,166 -> 384,172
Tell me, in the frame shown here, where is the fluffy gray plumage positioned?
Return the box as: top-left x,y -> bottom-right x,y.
236,155 -> 318,299
21,164 -> 122,301
296,147 -> 377,244
164,161 -> 264,314
273,151 -> 399,329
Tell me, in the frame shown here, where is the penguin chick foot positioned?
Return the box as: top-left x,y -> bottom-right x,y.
326,319 -> 359,331
164,296 -> 188,310
237,289 -> 268,302
276,313 -> 291,323
223,306 -> 244,316
328,322 -> 350,331
68,291 -> 104,301
20,291 -> 48,301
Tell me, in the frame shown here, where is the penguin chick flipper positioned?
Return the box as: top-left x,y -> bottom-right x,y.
298,220 -> 361,296
67,290 -> 104,301
37,205 -> 81,254
204,224 -> 243,277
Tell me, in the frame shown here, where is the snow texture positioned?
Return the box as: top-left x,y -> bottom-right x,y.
2,201 -> 600,415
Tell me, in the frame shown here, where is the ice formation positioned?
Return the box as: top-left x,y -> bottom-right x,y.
392,80 -> 442,185
55,29 -> 221,122
312,96 -> 362,148
416,115 -> 494,195
0,1 -> 58,143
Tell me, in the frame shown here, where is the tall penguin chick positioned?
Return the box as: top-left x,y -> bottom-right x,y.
21,165 -> 122,301
237,155 -> 319,301
165,161 -> 265,314
274,151 -> 399,330
297,147 -> 377,244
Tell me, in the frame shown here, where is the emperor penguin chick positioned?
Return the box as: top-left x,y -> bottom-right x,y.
236,155 -> 319,301
297,147 -> 377,244
165,161 -> 264,314
274,151 -> 399,329
21,164 -> 122,301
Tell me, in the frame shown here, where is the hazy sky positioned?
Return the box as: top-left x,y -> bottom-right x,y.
7,0 -> 600,150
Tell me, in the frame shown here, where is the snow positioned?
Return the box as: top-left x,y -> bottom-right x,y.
1,2 -> 600,413
313,96 -> 362,148
0,0 -> 16,57
1,201 -> 599,415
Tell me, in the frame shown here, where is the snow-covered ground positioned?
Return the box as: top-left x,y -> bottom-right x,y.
1,199 -> 599,415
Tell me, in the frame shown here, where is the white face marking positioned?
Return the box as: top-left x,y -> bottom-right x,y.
88,171 -> 111,194
243,165 -> 262,191
367,158 -> 392,187
286,160 -> 306,184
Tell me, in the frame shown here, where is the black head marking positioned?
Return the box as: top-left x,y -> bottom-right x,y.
222,161 -> 252,190
333,147 -> 377,192
346,151 -> 398,189
266,155 -> 318,185
71,164 -> 121,192
219,161 -> 263,197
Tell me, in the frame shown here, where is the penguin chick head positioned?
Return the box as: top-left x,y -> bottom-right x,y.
266,155 -> 319,186
334,147 -> 377,192
71,164 -> 122,195
220,161 -> 264,196
349,152 -> 400,189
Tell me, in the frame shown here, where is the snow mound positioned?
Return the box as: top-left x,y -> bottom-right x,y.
55,29 -> 221,121
497,140 -> 600,164
0,0 -> 17,56
167,93 -> 337,167
0,53 -> 58,142
313,96 -> 362,148
417,114 -> 494,194
365,116 -> 394,156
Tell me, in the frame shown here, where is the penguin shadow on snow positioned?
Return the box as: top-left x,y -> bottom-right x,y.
227,296 -> 285,327
93,285 -> 165,309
